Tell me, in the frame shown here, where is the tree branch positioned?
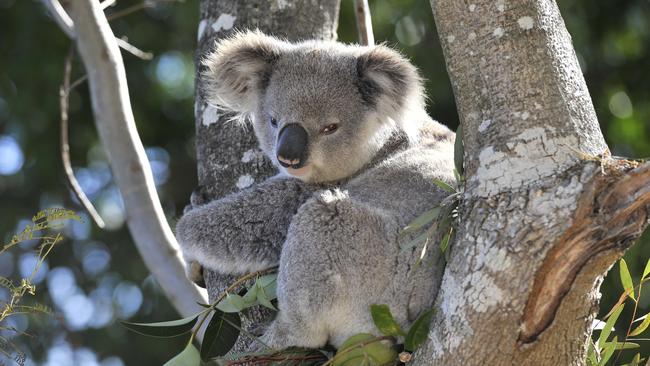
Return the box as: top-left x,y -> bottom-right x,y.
520,159 -> 650,344
354,0 -> 374,46
59,46 -> 105,229
55,0 -> 207,317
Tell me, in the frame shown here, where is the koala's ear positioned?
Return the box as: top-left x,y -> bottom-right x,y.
356,45 -> 425,119
202,31 -> 286,113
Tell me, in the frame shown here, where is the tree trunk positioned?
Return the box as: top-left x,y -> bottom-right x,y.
194,0 -> 340,352
414,0 -> 650,365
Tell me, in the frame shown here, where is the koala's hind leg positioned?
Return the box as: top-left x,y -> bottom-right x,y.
261,189 -> 398,350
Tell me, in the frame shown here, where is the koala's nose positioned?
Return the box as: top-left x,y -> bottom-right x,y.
276,124 -> 309,169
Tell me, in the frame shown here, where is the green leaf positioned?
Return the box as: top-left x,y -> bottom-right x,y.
403,207 -> 441,233
432,179 -> 456,193
454,124 -> 464,176
216,294 -> 246,313
404,309 -> 434,352
630,353 -> 641,366
453,168 -> 462,185
200,310 -> 241,360
620,259 -> 635,300
630,313 -> 650,336
439,231 -> 452,253
598,303 -> 624,349
612,341 -> 640,350
241,282 -> 259,306
598,337 -> 617,366
256,283 -> 277,311
332,333 -> 397,366
586,341 -> 598,366
164,341 -> 201,366
120,314 -> 199,338
370,304 -> 405,337
257,274 -> 278,301
642,259 -> 650,280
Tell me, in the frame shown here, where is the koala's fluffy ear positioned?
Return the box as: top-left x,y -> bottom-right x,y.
356,45 -> 425,121
203,31 -> 286,114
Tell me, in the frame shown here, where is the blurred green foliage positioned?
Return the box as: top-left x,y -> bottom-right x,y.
0,0 -> 648,364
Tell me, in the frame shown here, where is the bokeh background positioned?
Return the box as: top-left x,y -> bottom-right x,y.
0,0 -> 648,364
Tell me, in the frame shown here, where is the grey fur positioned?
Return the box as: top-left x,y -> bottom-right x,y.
176,31 -> 455,349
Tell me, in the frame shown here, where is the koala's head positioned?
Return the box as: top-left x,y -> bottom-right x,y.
203,31 -> 425,183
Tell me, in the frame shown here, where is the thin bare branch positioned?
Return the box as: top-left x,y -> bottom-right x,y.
41,0 -> 74,38
106,2 -> 151,21
115,37 -> 153,60
100,0 -> 117,10
42,0 -> 154,61
354,0 -> 374,46
59,47 -> 106,229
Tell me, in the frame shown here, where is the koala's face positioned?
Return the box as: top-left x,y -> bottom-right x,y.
203,31 -> 424,183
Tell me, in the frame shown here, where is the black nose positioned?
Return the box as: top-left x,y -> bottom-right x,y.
276,124 -> 309,169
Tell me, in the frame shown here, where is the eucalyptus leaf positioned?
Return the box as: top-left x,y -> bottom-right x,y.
241,282 -> 259,306
120,314 -> 199,338
454,124 -> 464,176
332,333 -> 397,366
404,309 -> 433,352
586,341 -> 598,366
256,284 -> 277,311
257,274 -> 278,301
200,310 -> 241,360
403,207 -> 441,233
439,231 -> 451,253
453,168 -> 462,185
216,294 -> 247,313
598,337 -> 617,366
612,341 -> 640,350
164,341 -> 201,366
256,274 -> 277,289
598,303 -> 624,349
630,312 -> 650,336
370,304 -> 405,337
432,179 -> 456,193
619,259 -> 635,300
401,231 -> 431,252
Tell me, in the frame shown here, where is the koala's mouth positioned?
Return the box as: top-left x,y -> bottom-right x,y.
284,165 -> 312,177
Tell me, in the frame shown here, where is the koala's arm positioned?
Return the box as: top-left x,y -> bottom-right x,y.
175,176 -> 317,275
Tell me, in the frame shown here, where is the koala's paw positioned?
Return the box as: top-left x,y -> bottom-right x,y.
185,260 -> 206,288
258,318 -> 328,351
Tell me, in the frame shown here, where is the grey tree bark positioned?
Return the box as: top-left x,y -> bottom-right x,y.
413,0 -> 650,365
194,0 -> 340,351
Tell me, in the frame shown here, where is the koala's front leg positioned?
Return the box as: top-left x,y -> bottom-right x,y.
175,177 -> 316,276
261,190 -> 399,350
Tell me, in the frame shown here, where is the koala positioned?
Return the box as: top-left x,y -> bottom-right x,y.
175,30 -> 455,350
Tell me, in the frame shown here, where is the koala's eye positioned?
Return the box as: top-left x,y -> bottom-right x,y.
321,124 -> 339,135
270,117 -> 278,128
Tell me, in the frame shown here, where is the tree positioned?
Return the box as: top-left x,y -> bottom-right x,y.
194,0 -> 340,352
39,0 -> 650,364
415,0 -> 650,364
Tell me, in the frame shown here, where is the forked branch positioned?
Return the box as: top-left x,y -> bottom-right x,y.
520,159 -> 650,344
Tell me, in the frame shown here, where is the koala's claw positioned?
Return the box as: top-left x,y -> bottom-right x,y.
186,260 -> 206,288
